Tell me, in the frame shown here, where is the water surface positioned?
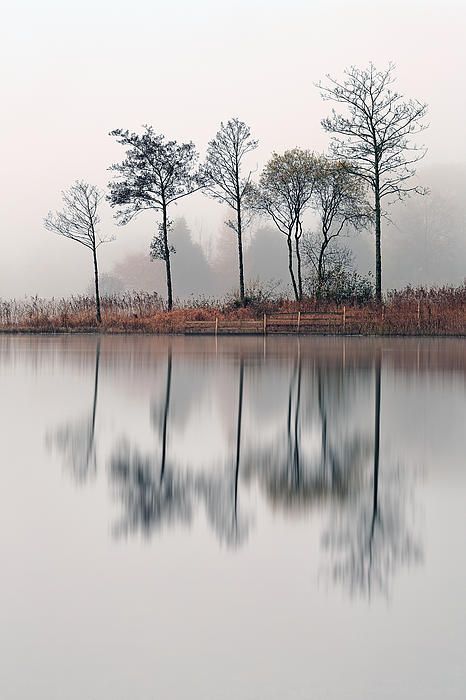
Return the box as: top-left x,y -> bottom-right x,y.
1,335 -> 465,700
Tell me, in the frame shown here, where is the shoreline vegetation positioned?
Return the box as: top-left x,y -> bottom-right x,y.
38,64 -> 430,325
1,285 -> 465,336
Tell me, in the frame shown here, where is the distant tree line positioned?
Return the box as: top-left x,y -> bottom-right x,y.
44,63 -> 428,322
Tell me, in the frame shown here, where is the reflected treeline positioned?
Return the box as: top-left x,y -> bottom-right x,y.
46,339 -> 423,592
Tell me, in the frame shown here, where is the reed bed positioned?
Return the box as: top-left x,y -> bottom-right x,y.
1,286 -> 465,335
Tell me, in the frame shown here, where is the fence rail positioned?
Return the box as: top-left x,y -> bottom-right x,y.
183,306 -> 466,335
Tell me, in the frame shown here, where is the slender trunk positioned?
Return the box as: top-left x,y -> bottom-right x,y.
293,356 -> 302,487
85,338 -> 101,468
90,339 -> 100,444
92,246 -> 101,323
295,224 -> 303,301
371,355 -> 381,538
374,180 -> 382,304
236,203 -> 245,305
234,359 -> 244,526
286,234 -> 299,301
317,238 -> 328,300
160,349 -> 172,484
162,204 -> 173,311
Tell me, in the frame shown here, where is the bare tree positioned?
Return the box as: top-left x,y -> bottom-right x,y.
44,181 -> 111,323
249,149 -> 318,300
108,127 -> 203,310
305,158 -> 370,297
317,63 -> 428,303
204,118 -> 258,304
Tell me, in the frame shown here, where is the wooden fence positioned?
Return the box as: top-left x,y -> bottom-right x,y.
183,304 -> 466,335
185,309 -> 352,335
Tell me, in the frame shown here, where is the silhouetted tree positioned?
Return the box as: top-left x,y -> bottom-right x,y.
108,127 -> 203,310
44,181 -> 111,323
249,150 -> 318,300
304,158 -> 370,296
318,63 -> 428,302
204,118 -> 258,304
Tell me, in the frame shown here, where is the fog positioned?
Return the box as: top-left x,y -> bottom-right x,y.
1,0 -> 465,299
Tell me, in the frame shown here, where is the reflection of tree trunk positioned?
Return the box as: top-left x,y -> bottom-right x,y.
234,359 -> 244,524
86,339 -> 101,465
293,356 -> 302,487
160,349 -> 172,484
370,354 -> 381,554
367,355 -> 382,594
317,370 -> 328,472
286,356 -> 302,487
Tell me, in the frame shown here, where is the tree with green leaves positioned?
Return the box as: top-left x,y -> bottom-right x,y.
108,126 -> 203,310
317,63 -> 428,303
249,149 -> 318,300
305,157 -> 371,296
44,181 -> 111,323
204,118 -> 258,305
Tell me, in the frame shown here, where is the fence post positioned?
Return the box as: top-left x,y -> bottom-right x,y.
263,313 -> 267,335
215,317 -> 218,336
297,310 -> 301,334
417,299 -> 421,331
343,306 -> 346,332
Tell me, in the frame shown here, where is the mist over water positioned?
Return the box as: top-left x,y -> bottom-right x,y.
1,335 -> 465,699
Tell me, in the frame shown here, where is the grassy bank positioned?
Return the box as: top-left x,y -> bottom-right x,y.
1,286 -> 466,335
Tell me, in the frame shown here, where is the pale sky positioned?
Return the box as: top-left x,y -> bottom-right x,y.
1,0 -> 465,296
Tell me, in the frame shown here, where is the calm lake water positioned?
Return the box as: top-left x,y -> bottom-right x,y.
1,334 -> 465,700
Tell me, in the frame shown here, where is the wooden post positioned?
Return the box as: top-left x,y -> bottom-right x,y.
297,311 -> 301,334
215,317 -> 218,336
263,313 -> 267,335
343,306 -> 346,332
417,299 -> 421,331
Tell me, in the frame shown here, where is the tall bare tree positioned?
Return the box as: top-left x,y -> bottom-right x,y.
305,158 -> 370,296
108,127 -> 203,310
317,63 -> 428,302
44,181 -> 111,323
249,149 -> 318,300
204,118 -> 258,304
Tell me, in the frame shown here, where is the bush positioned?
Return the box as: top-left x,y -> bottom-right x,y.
306,262 -> 373,305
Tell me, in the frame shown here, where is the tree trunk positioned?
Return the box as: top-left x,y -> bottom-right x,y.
374,186 -> 382,304
162,205 -> 173,311
295,231 -> 303,301
92,246 -> 101,324
236,204 -> 245,305
317,239 -> 328,300
287,234 -> 299,301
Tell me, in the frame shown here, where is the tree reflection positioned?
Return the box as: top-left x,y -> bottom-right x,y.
197,358 -> 249,547
47,338 -> 101,482
243,357 -> 370,511
47,341 -> 422,592
109,354 -> 249,546
321,354 -> 423,597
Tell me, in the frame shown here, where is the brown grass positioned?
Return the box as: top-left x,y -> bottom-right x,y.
1,285 -> 465,335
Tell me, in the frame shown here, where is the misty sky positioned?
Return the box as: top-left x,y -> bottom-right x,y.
1,0 -> 465,297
